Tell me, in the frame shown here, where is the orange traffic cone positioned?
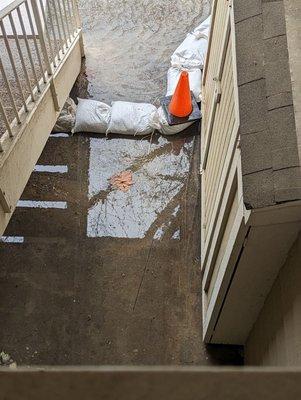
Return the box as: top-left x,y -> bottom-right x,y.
168,71 -> 192,118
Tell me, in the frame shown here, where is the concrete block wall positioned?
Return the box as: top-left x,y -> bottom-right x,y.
233,0 -> 301,209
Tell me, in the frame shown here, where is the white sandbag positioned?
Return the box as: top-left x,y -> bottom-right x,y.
53,97 -> 76,133
107,101 -> 160,136
193,15 -> 211,40
170,16 -> 211,70
171,53 -> 203,70
166,67 -> 202,102
157,106 -> 193,136
171,33 -> 208,69
73,98 -> 111,134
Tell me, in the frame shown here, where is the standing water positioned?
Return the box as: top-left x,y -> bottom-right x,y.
77,0 -> 211,103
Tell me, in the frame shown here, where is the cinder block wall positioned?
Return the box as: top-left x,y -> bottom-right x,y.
233,0 -> 301,209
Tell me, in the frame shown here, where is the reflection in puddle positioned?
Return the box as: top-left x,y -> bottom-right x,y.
87,136 -> 192,239
172,229 -> 181,240
153,205 -> 181,241
153,224 -> 166,240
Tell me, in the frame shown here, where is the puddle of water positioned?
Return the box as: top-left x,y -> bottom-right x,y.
153,224 -> 166,240
172,229 -> 180,240
172,205 -> 180,217
87,135 -> 192,239
77,0 -> 210,103
88,136 -> 165,196
77,0 -> 205,239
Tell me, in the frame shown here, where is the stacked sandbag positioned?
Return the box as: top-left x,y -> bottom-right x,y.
69,16 -> 211,137
73,98 -> 111,134
107,101 -> 160,136
171,15 -> 211,68
193,15 -> 211,40
157,106 -> 193,136
73,99 -> 160,136
53,97 -> 77,133
157,16 -> 211,135
165,15 -> 211,104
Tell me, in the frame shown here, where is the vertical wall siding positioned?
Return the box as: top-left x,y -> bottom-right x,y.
201,0 -> 242,338
205,39 -> 235,233
203,0 -> 229,137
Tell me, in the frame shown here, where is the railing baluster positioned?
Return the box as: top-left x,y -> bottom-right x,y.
25,0 -> 47,80
0,57 -> 21,124
0,58 -> 21,125
0,98 -> 13,138
37,0 -> 56,68
57,0 -> 68,48
44,0 -> 61,62
0,20 -> 28,112
30,0 -> 52,76
71,0 -> 84,56
17,6 -> 40,92
71,0 -> 81,29
9,12 -> 35,101
52,0 -> 64,54
66,0 -> 76,36
62,0 -> 71,43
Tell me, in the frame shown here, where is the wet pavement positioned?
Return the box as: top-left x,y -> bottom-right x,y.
75,0 -> 211,103
0,0 -> 243,365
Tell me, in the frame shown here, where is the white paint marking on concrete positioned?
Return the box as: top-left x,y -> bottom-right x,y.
34,165 -> 68,174
0,236 -> 25,243
17,200 -> 67,209
50,133 -> 70,138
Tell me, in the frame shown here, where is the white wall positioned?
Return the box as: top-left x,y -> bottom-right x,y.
245,233 -> 301,366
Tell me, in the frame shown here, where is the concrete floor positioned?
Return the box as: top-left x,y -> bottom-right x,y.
0,0 -> 242,366
0,129 -> 242,366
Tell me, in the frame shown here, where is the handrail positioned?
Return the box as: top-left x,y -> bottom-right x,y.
0,0 -> 25,21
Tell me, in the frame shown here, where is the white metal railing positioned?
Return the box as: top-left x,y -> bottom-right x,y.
0,0 -> 81,150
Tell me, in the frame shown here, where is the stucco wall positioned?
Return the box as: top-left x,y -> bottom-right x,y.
245,233 -> 301,365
